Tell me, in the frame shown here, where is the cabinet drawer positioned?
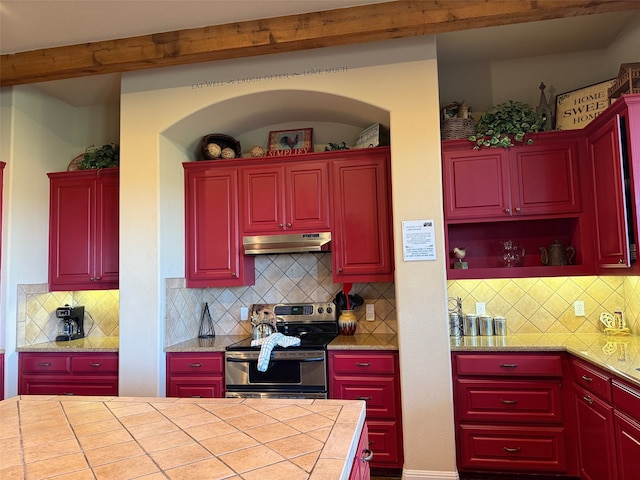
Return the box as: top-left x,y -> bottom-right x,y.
612,379 -> 640,421
571,358 -> 611,402
20,376 -> 118,396
167,353 -> 224,374
456,379 -> 563,424
71,354 -> 118,374
331,376 -> 397,418
458,424 -> 567,473
455,354 -> 563,377
20,353 -> 71,374
330,352 -> 397,375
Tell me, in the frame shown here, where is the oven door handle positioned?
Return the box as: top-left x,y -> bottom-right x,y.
226,355 -> 325,362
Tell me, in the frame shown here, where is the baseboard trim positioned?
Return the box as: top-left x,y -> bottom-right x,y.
402,469 -> 460,480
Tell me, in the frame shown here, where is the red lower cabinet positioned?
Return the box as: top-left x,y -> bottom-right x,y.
0,353 -> 4,400
18,352 -> 118,396
329,350 -> 403,471
451,352 -> 570,476
166,352 -> 224,398
612,379 -> 640,480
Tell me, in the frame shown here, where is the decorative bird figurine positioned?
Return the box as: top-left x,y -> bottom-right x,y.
279,134 -> 299,149
453,247 -> 467,262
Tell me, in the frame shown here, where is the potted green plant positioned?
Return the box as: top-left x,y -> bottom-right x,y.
469,100 -> 544,149
79,143 -> 119,169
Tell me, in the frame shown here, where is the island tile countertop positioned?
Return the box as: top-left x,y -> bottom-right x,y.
16,336 -> 119,353
450,332 -> 640,387
0,396 -> 366,480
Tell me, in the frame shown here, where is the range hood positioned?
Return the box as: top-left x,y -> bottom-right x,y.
243,232 -> 331,255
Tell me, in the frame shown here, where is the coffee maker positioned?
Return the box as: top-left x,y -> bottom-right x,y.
55,305 -> 85,341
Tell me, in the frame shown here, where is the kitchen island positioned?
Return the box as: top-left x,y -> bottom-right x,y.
0,396 -> 366,480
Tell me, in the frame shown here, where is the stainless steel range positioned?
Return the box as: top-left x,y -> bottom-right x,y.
225,302 -> 337,399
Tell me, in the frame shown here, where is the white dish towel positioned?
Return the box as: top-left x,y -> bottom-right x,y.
251,333 -> 301,372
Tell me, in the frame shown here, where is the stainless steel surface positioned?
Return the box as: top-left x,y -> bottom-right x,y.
478,315 -> 493,336
449,312 -> 462,338
494,316 -> 507,336
243,232 -> 331,255
463,314 -> 478,337
225,390 -> 327,399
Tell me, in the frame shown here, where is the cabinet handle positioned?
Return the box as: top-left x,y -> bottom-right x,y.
583,395 -> 594,405
356,396 -> 372,401
189,363 -> 203,368
89,363 -> 102,367
63,392 -> 76,396
362,449 -> 374,462
38,362 -> 52,367
356,362 -> 371,367
500,399 -> 518,405
231,272 -> 237,277
618,258 -> 625,264
514,207 -> 521,213
278,223 -> 284,228
503,447 -> 521,453
286,222 -> 292,227
190,395 -> 202,398
581,375 -> 593,383
338,268 -> 343,272
499,363 -> 518,368
504,208 -> 511,214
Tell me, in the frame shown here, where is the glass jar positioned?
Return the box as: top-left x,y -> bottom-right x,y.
338,310 -> 357,335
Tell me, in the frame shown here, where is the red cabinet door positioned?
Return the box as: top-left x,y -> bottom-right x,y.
241,162 -> 330,234
331,150 -> 393,283
48,169 -> 119,291
442,148 -> 511,219
615,411 -> 640,480
511,139 -> 582,216
184,164 -> 254,287
573,384 -> 618,480
587,113 -> 631,268
166,352 -> 225,398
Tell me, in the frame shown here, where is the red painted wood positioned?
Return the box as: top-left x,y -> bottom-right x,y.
165,352 -> 225,398
48,169 -> 119,291
329,350 -> 403,470
455,353 -> 563,377
614,411 -> 640,480
184,165 -> 254,287
331,150 -> 394,283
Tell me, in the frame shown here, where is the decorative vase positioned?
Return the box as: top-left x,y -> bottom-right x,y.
338,310 -> 357,335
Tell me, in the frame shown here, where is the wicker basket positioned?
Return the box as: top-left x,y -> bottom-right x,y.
441,118 -> 476,140
199,133 -> 242,160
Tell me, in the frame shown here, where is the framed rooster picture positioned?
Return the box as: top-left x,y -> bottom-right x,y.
267,128 -> 313,156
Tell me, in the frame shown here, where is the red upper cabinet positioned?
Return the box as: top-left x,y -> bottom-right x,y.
331,148 -> 394,283
48,168 -> 119,291
241,161 -> 330,234
584,94 -> 640,271
442,134 -> 582,221
184,162 -> 254,288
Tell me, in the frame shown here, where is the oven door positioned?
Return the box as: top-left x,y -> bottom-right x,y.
225,349 -> 327,396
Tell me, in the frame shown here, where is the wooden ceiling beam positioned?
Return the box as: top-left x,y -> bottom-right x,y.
2,0 -> 639,87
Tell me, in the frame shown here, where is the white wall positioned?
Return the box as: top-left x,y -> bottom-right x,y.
118,36 -> 455,477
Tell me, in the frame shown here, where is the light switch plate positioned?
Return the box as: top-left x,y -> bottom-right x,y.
365,304 -> 375,321
476,302 -> 486,315
574,301 -> 585,317
240,307 -> 249,321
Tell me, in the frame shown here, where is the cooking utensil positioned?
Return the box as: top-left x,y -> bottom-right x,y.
334,291 -> 364,311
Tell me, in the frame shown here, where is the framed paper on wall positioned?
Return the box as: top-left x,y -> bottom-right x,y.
555,79 -> 615,130
267,128 -> 313,156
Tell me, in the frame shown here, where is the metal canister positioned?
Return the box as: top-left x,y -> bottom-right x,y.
463,314 -> 478,337
479,315 -> 494,336
494,316 -> 507,336
449,312 -> 462,338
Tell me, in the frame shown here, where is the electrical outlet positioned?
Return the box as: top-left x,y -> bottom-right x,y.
366,304 -> 375,321
574,301 -> 585,317
240,307 -> 249,321
476,302 -> 486,315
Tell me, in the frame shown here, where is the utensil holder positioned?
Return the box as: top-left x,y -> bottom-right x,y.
198,302 -> 215,338
338,310 -> 357,335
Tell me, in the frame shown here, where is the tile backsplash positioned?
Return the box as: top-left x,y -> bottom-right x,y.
447,275 -> 639,335
17,284 -> 119,346
165,252 -> 397,346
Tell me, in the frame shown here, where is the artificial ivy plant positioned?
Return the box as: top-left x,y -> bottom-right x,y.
469,100 -> 544,149
79,143 -> 120,169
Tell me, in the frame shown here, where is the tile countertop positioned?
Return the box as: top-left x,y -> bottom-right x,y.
0,396 -> 366,480
16,336 -> 120,352
450,332 -> 640,387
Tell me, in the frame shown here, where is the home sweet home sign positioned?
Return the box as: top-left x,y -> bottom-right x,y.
555,79 -> 616,130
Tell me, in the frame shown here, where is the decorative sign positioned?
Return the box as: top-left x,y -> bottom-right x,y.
267,128 -> 313,156
555,79 -> 615,130
402,220 -> 436,261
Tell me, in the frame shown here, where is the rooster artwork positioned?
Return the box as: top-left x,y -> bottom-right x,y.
279,133 -> 299,149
